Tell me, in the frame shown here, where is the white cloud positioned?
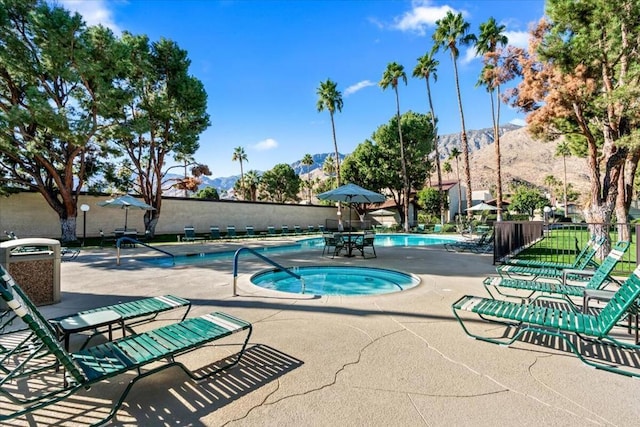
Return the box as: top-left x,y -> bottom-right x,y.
344,80 -> 376,97
253,138 -> 278,151
58,0 -> 121,34
505,30 -> 530,49
461,46 -> 480,65
392,0 -> 456,35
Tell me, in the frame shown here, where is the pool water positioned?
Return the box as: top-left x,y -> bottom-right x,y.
139,233 -> 458,267
251,266 -> 420,296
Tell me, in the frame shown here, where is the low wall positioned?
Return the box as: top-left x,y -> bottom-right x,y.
0,192 -> 340,239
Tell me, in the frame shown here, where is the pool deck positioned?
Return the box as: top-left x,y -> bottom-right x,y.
10,236 -> 640,425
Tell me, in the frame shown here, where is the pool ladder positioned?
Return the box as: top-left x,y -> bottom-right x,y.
232,247 -> 303,296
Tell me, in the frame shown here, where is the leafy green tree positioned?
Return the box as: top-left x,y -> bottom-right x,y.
511,0 -> 640,242
0,0 -> 126,241
109,34 -> 210,237
302,153 -> 314,203
476,17 -> 508,221
259,164 -> 301,203
232,146 -> 248,199
443,160 -> 453,178
194,187 -> 219,200
322,154 -> 338,190
433,11 -> 477,218
544,175 -> 561,204
417,187 -> 445,220
413,51 -> 444,223
342,111 -> 433,223
380,62 -> 411,231
510,185 -> 548,219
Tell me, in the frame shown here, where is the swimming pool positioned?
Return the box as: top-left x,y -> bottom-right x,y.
251,266 -> 420,296
138,233 -> 458,267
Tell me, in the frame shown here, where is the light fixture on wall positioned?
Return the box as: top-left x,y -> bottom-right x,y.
80,204 -> 90,246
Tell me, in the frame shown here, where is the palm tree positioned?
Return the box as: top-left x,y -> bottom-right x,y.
449,148 -> 462,217
555,142 -> 571,215
302,153 -> 314,203
317,79 -> 344,227
413,51 -> 444,224
443,160 -> 453,179
476,16 -> 508,221
316,79 -> 343,187
380,62 -> 410,232
243,170 -> 261,201
433,11 -> 477,218
232,146 -> 248,199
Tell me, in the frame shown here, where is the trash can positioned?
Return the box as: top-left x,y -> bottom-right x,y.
0,238 -> 61,306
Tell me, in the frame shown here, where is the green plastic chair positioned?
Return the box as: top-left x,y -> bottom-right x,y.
0,266 -> 252,425
182,226 -> 204,242
226,225 -> 237,239
453,263 -> 640,378
245,225 -> 256,238
209,226 -> 221,240
496,235 -> 606,281
484,241 -> 629,303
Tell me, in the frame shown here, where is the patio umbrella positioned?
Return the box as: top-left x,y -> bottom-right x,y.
368,208 -> 396,216
97,194 -> 155,230
318,184 -> 386,231
466,202 -> 498,212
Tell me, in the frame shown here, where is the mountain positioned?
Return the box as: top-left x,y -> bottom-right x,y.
176,124 -> 589,198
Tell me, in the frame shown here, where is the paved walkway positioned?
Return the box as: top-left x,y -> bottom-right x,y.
10,238 -> 640,425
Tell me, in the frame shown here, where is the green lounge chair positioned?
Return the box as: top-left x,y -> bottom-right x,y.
267,226 -> 276,236
0,266 -> 252,425
318,225 -> 326,233
307,225 -> 316,234
209,226 -> 221,240
483,241 -> 629,303
226,225 -> 237,239
497,235 -> 605,281
452,263 -> 640,378
294,225 -> 302,234
245,225 -> 256,238
281,225 -> 290,235
182,226 -> 204,243
444,232 -> 493,253
322,233 -> 345,258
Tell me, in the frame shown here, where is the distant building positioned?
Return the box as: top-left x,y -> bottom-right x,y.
427,180 -> 467,223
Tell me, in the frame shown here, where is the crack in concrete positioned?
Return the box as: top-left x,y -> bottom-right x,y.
375,301 -> 615,426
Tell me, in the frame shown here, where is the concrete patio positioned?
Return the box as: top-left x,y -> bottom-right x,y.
8,237 -> 640,426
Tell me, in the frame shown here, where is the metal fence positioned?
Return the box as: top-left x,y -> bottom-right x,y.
493,222 -> 638,275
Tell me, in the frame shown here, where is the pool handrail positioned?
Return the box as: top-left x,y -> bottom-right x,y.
233,247 -> 303,296
116,237 -> 175,266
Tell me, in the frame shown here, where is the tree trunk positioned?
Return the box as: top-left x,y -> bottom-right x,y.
425,79 -> 444,225
451,53 -> 472,217
394,88 -> 410,232
494,86 -> 503,222
60,217 -> 77,243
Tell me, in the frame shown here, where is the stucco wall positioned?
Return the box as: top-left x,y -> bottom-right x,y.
0,192 -> 340,239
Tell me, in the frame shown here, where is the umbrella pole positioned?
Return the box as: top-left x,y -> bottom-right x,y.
124,207 -> 128,231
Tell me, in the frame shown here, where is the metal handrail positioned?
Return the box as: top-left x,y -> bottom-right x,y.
232,247 -> 303,296
116,237 -> 175,266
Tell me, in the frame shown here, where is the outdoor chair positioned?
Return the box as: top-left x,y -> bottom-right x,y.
182,226 -> 204,243
245,226 -> 256,238
444,232 -> 492,253
4,230 -> 80,259
0,266 -> 252,425
497,235 -> 605,281
294,225 -> 303,234
354,232 -> 377,258
433,224 -> 443,233
209,226 -> 221,240
322,233 -> 345,258
281,225 -> 290,235
226,225 -> 237,239
318,225 -> 326,233
307,225 -> 316,234
267,226 -> 276,236
502,235 -> 603,269
483,241 -> 629,304
452,263 -> 640,378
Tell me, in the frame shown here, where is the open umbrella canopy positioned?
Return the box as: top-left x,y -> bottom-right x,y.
466,202 -> 498,211
97,195 -> 155,230
368,208 -> 397,217
317,183 -> 386,204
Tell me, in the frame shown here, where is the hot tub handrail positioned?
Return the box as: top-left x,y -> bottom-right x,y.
116,237 -> 175,266
233,247 -> 302,296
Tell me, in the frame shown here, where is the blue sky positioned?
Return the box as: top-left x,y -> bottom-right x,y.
60,0 -> 546,178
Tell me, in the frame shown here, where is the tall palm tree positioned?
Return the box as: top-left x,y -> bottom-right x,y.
476,16 -> 508,221
413,51 -> 444,224
380,62 -> 410,232
555,142 -> 571,215
449,148 -> 462,217
433,11 -> 476,218
301,153 -> 314,203
232,146 -> 248,199
316,79 -> 343,187
316,79 -> 344,227
243,169 -> 261,201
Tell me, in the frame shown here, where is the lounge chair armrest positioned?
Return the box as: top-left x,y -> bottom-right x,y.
562,268 -> 595,284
